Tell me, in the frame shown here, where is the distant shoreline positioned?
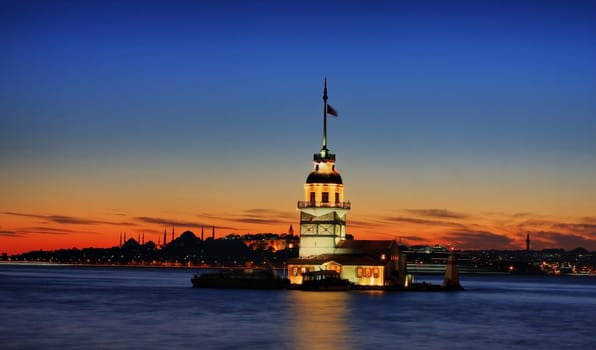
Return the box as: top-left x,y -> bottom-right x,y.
2,261 -> 595,277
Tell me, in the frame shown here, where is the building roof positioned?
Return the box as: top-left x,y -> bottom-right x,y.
337,240 -> 397,254
288,254 -> 386,266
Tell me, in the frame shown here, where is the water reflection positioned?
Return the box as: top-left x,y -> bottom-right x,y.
288,291 -> 353,350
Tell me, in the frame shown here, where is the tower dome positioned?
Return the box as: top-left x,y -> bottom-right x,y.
306,171 -> 343,184
306,152 -> 343,184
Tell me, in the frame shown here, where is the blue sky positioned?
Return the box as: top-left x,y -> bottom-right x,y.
1,0 -> 595,252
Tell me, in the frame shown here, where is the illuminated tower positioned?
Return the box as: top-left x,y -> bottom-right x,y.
297,79 -> 350,257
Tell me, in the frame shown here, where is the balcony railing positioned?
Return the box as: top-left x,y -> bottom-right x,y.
297,201 -> 351,209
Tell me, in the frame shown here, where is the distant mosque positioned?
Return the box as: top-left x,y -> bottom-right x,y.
287,80 -> 406,288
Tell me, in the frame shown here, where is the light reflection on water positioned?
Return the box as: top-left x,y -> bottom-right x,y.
1,265 -> 595,349
289,291 -> 352,350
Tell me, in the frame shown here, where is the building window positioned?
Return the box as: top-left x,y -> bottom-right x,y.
310,192 -> 315,204
356,267 -> 363,278
373,268 -> 380,278
335,192 -> 339,204
292,267 -> 298,276
322,192 -> 329,203
365,267 -> 372,278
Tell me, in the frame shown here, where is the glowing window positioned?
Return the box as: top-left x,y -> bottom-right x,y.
373,268 -> 380,278
365,268 -> 372,278
292,267 -> 298,276
356,267 -> 363,278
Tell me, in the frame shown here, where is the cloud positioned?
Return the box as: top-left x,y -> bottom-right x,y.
0,230 -> 21,237
48,215 -> 105,225
0,226 -> 98,238
242,208 -> 291,217
533,231 -> 596,251
22,227 -> 76,235
135,216 -> 209,228
516,217 -> 596,240
404,209 -> 468,219
553,222 -> 596,233
397,235 -> 429,245
196,208 -> 295,227
346,218 -> 378,229
230,217 -> 288,225
442,230 -> 516,250
384,216 -> 466,229
1,211 -> 132,226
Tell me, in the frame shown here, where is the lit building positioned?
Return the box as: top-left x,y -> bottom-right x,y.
287,80 -> 406,288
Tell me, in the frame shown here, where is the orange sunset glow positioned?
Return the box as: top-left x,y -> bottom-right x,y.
2,159 -> 595,255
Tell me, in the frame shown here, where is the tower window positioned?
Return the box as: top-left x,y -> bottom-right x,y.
322,192 -> 329,203
335,192 -> 339,204
310,192 -> 315,204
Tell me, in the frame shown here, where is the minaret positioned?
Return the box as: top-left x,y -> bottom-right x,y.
526,232 -> 531,252
212,226 -> 215,240
297,79 -> 350,257
163,226 -> 167,246
201,227 -> 204,241
171,224 -> 175,242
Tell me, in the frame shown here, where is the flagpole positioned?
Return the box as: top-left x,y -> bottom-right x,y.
323,78 -> 328,151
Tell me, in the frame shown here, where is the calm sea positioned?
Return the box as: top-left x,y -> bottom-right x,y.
1,264 -> 595,350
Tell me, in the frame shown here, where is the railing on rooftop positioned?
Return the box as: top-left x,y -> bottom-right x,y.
297,201 -> 351,209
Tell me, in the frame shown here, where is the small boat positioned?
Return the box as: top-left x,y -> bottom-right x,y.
191,268 -> 290,289
299,270 -> 351,291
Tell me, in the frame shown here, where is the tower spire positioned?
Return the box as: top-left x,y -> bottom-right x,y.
322,78 -> 328,151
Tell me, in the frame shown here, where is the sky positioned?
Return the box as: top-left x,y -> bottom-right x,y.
1,0 -> 595,254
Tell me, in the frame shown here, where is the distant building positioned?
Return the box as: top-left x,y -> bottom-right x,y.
287,80 -> 406,288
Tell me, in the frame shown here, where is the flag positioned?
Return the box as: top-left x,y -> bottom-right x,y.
326,104 -> 338,117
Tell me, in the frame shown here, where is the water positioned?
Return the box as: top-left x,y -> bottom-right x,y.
1,265 -> 595,349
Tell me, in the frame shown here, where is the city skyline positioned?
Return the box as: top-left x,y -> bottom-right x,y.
1,0 -> 595,254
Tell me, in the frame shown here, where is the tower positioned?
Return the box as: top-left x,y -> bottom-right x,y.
297,79 -> 350,257
526,232 -> 531,252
